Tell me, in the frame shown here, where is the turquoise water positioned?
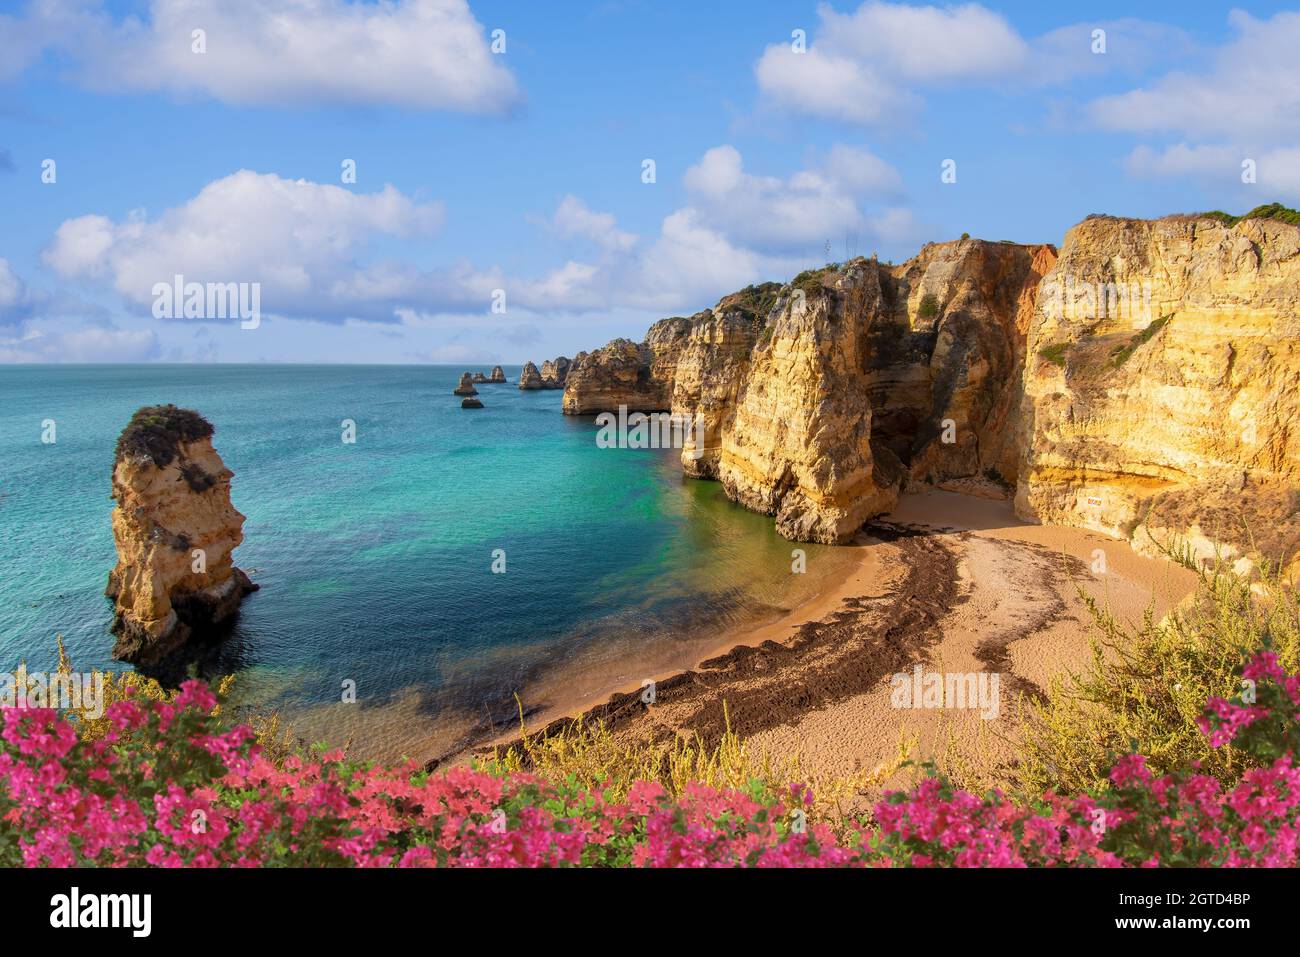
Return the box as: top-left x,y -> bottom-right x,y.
0,365 -> 859,760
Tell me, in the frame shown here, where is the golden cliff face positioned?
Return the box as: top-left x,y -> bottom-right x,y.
1017,215 -> 1300,574
705,263 -> 900,543
106,406 -> 257,666
564,214 -> 1298,566
561,318 -> 691,414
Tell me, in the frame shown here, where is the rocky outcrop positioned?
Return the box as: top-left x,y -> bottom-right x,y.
708,264 -> 904,542
664,245 -> 1053,542
1016,213 -> 1300,574
539,356 -> 571,389
453,373 -> 478,396
471,372 -> 488,383
518,361 -> 543,390
562,318 -> 691,414
461,397 -> 484,409
565,211 -> 1300,568
489,366 -> 508,384
106,406 -> 257,666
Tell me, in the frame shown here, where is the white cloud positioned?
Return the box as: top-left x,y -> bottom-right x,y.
43,170 -> 448,319
818,1 -> 1029,81
0,258 -> 38,328
1089,11 -> 1300,140
1124,143 -> 1242,180
5,0 -> 520,113
0,324 -> 160,363
0,259 -> 25,312
755,3 -> 1196,126
1126,144 -> 1300,201
682,144 -> 902,250
28,146 -> 922,349
548,195 -> 637,251
756,1 -> 1027,123
755,47 -> 904,125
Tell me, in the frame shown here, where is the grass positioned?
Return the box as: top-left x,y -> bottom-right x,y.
482,699 -> 911,830
1038,342 -> 1069,367
1110,313 -> 1172,368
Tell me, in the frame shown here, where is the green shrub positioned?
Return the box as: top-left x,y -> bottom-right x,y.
1196,203 -> 1300,227
1013,558 -> 1300,797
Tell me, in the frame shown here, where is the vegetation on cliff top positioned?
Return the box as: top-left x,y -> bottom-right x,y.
722,282 -> 783,325
114,404 -> 214,468
1196,202 -> 1300,227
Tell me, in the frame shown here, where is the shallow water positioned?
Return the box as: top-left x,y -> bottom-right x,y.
0,365 -> 860,760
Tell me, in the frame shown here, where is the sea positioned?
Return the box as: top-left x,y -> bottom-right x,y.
0,365 -> 859,760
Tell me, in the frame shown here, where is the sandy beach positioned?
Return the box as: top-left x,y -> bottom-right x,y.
459,489 -> 1200,792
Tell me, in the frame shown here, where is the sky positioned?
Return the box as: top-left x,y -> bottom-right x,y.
0,0 -> 1298,364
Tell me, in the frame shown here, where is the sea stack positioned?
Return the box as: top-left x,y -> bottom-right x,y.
471,372 -> 488,383
539,356 -> 571,389
489,366 -> 508,384
453,372 -> 479,396
518,361 -> 543,390
461,397 -> 484,409
106,405 -> 258,666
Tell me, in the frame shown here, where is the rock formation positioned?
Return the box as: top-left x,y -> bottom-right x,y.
453,373 -> 478,396
471,372 -> 488,383
461,397 -> 484,409
539,356 -> 571,389
1016,213 -> 1300,575
518,361 -> 543,390
106,406 -> 258,666
563,209 -> 1300,569
561,318 -> 691,414
489,366 -> 508,384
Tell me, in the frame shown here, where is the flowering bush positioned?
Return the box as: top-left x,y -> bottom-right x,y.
1,648 -> 1298,868
871,648 -> 1300,867
0,681 -> 842,867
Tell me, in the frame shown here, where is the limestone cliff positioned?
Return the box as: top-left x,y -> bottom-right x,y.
561,317 -> 691,414
1016,213 -> 1300,574
661,243 -> 1053,542
565,210 -> 1299,568
879,239 -> 1057,494
106,406 -> 257,666
539,356 -> 571,389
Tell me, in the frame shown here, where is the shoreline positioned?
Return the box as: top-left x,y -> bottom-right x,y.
443,489 -> 1201,785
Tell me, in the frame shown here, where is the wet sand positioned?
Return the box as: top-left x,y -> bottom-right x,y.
441,490 -> 1199,785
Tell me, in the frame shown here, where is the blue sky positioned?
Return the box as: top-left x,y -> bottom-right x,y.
1,0 -> 1298,363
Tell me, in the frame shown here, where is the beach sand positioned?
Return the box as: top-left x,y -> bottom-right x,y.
452,490 -> 1199,791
